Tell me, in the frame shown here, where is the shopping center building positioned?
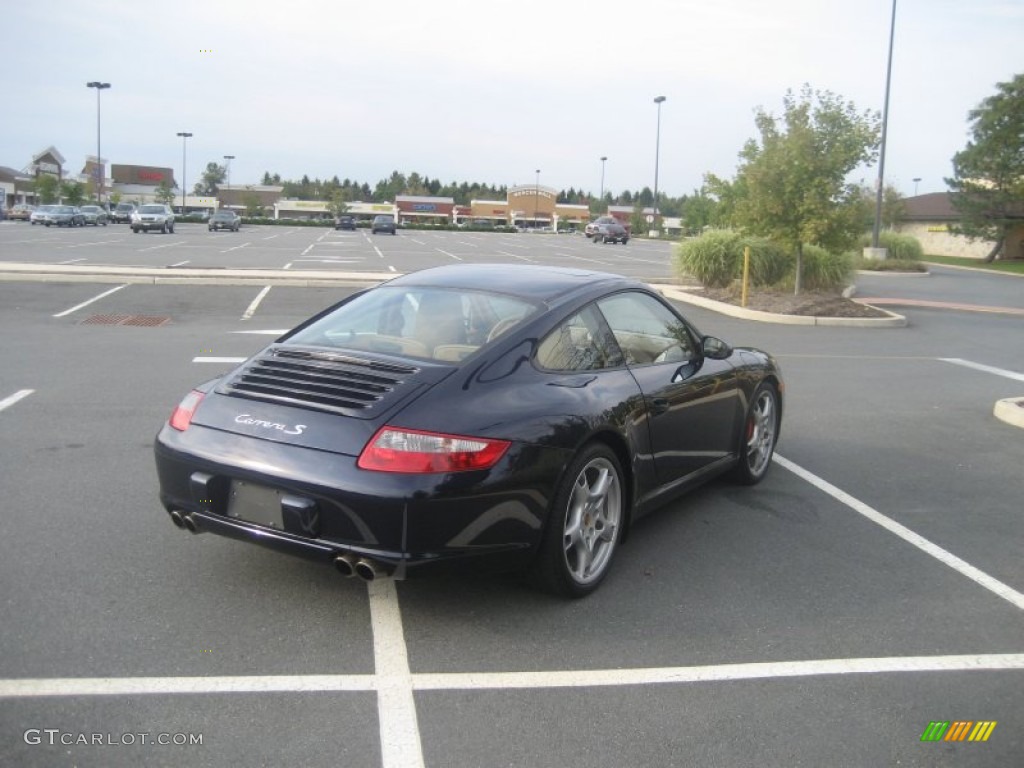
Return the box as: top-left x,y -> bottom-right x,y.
3,146 -> 591,229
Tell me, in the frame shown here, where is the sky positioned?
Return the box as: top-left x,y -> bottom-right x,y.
2,0 -> 1021,200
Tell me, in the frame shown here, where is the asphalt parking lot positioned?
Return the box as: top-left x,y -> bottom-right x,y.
0,223 -> 1022,767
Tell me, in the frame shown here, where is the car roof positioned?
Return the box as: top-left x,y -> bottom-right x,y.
387,263 -> 639,305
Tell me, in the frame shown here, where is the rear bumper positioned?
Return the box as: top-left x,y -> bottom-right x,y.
154,423 -> 563,579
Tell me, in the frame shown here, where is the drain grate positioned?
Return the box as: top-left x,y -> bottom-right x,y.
81,314 -> 171,327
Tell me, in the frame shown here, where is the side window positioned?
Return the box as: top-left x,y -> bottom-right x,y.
535,305 -> 622,372
597,292 -> 697,366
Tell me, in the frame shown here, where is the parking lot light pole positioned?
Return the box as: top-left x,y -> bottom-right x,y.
871,0 -> 898,251
176,132 -> 192,214
86,82 -> 110,205
653,96 -> 666,234
913,177 -> 921,196
223,155 -> 234,190
534,169 -> 540,230
599,156 -> 607,205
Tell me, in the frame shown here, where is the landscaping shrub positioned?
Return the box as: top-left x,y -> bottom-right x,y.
859,231 -> 924,261
797,244 -> 853,291
739,235 -> 792,287
676,230 -> 742,288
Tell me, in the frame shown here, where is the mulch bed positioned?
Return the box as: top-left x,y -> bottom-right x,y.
695,287 -> 892,318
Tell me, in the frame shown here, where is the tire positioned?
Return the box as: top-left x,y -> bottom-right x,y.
169,223 -> 174,233
132,227 -> 139,233
621,238 -> 629,245
727,382 -> 779,485
161,223 -> 167,234
531,443 -> 625,598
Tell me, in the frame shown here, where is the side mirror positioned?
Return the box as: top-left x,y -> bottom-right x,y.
702,336 -> 732,360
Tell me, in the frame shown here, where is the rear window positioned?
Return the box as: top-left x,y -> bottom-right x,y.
287,286 -> 538,362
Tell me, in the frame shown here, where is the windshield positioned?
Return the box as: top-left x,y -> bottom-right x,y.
287,285 -> 538,362
139,205 -> 166,213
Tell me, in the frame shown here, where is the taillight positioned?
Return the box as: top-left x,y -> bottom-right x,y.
357,427 -> 510,473
169,390 -> 205,431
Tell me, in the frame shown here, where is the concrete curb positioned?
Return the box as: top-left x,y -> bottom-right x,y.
0,261 -> 393,287
923,261 -> 1024,278
994,398 -> 1024,430
651,284 -> 908,327
854,269 -> 931,277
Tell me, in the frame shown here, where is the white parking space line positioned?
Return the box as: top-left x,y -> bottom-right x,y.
242,286 -> 272,320
409,238 -> 426,245
436,248 -> 462,261
193,356 -> 247,363
413,653 -> 1024,690
389,265 -> 397,272
939,358 -> 1024,383
61,238 -> 124,249
52,284 -> 128,318
374,246 -> 385,259
221,242 -> 251,253
498,250 -> 535,262
168,260 -> 191,267
263,233 -> 280,240
0,389 -> 34,414
57,258 -> 87,264
138,241 -> 178,252
0,675 -> 374,697
283,262 -> 293,270
368,579 -> 425,768
300,244 -> 315,256
775,454 -> 1024,611
1,653 -> 1020,699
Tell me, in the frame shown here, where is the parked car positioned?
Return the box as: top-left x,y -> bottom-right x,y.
371,214 -> 396,235
208,210 -> 241,232
585,216 -> 629,244
334,215 -> 356,231
111,202 -> 137,223
79,205 -> 109,226
8,204 -> 35,221
154,264 -> 783,597
50,205 -> 85,227
131,204 -> 175,234
30,205 -> 57,225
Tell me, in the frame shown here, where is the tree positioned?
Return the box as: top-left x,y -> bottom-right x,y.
60,180 -> 86,206
155,180 -> 176,206
242,193 -> 264,217
326,189 -> 350,217
727,85 -> 880,293
33,174 -> 58,203
946,73 -> 1024,262
193,162 -> 227,196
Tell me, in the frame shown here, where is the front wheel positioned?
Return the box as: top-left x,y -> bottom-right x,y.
727,382 -> 779,485
532,443 -> 625,598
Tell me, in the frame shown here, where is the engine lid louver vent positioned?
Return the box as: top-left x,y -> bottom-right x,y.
217,346 -> 421,418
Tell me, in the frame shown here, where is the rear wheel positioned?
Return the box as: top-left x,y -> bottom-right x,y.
728,382 -> 779,485
532,443 -> 624,598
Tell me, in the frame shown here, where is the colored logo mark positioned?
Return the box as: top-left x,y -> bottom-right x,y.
920,721 -> 997,742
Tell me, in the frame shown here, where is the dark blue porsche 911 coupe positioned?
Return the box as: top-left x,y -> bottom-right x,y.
155,264 -> 782,597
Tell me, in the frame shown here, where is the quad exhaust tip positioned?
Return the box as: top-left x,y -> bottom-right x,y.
354,559 -> 378,582
334,554 -> 386,581
333,554 -> 357,578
